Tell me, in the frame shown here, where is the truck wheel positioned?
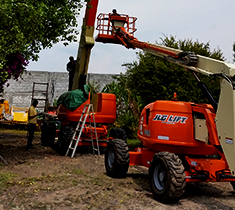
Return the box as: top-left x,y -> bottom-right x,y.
41,121 -> 56,147
57,125 -> 74,156
105,139 -> 129,178
230,181 -> 235,190
41,121 -> 49,146
47,121 -> 56,147
149,152 -> 186,203
109,128 -> 127,142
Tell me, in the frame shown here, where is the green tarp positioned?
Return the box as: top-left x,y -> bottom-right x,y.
57,85 -> 90,111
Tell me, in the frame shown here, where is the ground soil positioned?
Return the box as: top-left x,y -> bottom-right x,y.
0,130 -> 235,210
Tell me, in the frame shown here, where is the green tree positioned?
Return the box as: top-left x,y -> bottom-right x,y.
102,75 -> 130,114
102,75 -> 139,138
0,0 -> 85,92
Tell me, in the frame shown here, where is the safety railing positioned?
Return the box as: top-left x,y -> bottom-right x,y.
96,13 -> 137,36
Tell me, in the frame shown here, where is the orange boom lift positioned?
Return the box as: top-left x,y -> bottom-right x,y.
96,12 -> 235,202
41,1 -> 127,156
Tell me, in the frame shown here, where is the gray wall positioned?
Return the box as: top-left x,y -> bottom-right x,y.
2,71 -> 117,111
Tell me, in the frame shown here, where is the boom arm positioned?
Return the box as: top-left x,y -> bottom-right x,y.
72,0 -> 99,90
95,13 -> 235,175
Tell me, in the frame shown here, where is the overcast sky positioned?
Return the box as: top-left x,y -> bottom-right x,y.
27,0 -> 235,74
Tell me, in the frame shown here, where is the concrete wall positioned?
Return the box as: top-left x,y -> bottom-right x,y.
2,71 -> 117,111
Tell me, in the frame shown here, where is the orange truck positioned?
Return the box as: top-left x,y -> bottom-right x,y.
40,0 -> 126,156
95,12 -> 235,203
54,92 -> 123,156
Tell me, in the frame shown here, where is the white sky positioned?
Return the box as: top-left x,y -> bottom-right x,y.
27,0 -> 235,74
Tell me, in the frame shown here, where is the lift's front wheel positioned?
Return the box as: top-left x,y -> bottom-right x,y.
57,125 -> 74,156
105,139 -> 129,178
149,151 -> 186,203
41,121 -> 49,146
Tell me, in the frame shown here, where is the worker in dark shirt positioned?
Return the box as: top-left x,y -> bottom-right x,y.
109,9 -> 121,34
110,9 -> 120,17
67,56 -> 76,91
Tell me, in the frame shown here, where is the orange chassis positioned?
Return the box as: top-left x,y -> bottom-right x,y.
128,101 -> 235,183
129,147 -> 235,183
56,92 -> 117,148
55,124 -> 110,147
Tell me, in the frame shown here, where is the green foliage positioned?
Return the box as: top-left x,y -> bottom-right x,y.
0,172 -> 17,188
102,75 -> 129,113
71,169 -> 87,176
0,0 -> 85,92
115,110 -> 139,139
88,81 -> 101,94
53,99 -> 58,107
161,36 -> 224,60
127,139 -> 142,151
0,0 -> 84,62
102,75 -> 140,138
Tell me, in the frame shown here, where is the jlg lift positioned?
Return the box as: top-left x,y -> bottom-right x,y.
96,12 -> 235,202
41,1 -> 127,156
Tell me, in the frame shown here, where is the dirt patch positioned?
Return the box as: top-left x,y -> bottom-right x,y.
0,130 -> 235,210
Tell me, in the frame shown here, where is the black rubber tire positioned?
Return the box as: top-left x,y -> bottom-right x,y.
41,121 -> 49,146
57,125 -> 74,156
41,121 -> 56,147
105,139 -> 129,178
47,121 -> 56,147
149,151 -> 186,203
230,181 -> 235,190
109,128 -> 127,142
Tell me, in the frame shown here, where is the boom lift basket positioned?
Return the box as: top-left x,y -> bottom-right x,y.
96,13 -> 137,44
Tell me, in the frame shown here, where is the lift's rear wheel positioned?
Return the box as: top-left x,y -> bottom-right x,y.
41,121 -> 49,146
149,151 -> 186,203
47,121 -> 56,147
41,121 -> 56,147
109,128 -> 127,142
230,181 -> 235,190
57,125 -> 74,156
105,139 -> 129,177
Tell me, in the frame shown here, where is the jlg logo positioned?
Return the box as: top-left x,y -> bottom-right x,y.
153,114 -> 187,124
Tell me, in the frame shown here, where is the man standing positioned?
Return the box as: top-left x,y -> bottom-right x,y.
67,56 -> 76,91
111,9 -> 120,17
110,9 -> 121,33
27,99 -> 40,149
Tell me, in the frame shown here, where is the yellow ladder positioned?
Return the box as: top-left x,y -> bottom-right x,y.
66,104 -> 100,158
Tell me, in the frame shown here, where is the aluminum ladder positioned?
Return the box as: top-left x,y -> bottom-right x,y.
66,104 -> 100,158
31,82 -> 49,112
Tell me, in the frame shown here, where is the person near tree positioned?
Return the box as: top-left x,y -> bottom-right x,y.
66,56 -> 76,91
